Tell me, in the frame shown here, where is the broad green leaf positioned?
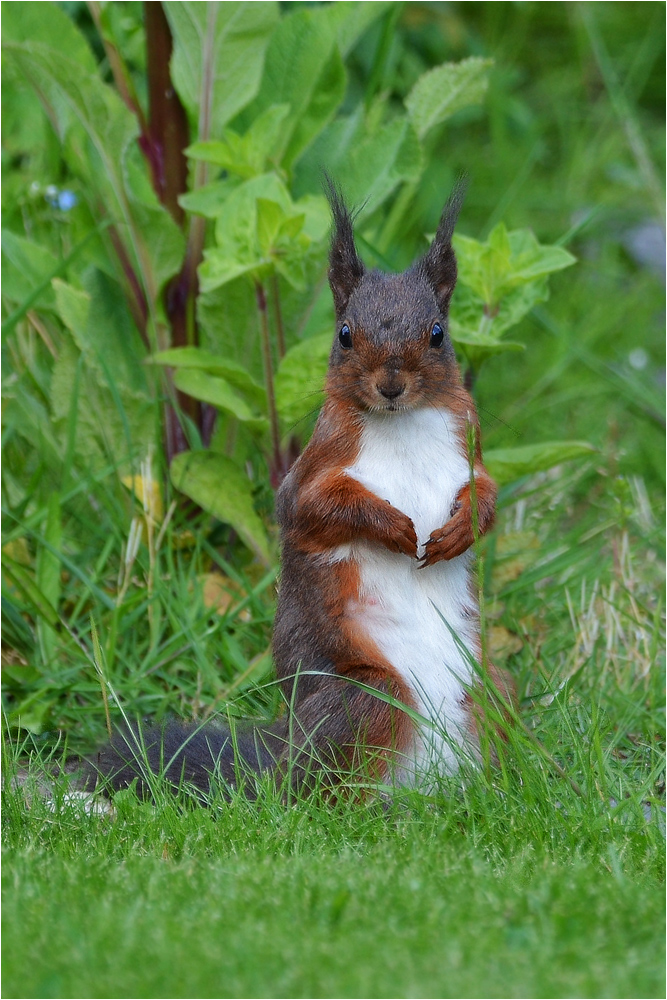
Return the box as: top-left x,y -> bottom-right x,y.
6,693 -> 54,735
52,278 -> 155,471
449,330 -> 525,371
295,108 -> 422,215
296,195 -> 330,243
1,222 -> 112,338
275,333 -> 332,430
405,57 -> 493,140
455,225 -> 576,308
2,555 -> 60,630
50,337 -> 155,473
450,277 -> 549,349
170,451 -> 272,565
164,2 -> 279,137
185,104 -> 290,179
197,241 -> 330,387
1,40 -> 163,320
123,144 -> 186,294
179,177 -> 242,218
485,441 -> 596,486
2,43 -> 138,220
320,1 -> 395,57
147,347 -> 266,408
249,8 -> 347,169
1,230 -> 59,311
53,274 -> 149,397
1,2 -> 97,74
197,279 -> 264,385
52,279 -> 90,337
199,175 -> 313,292
173,369 -> 268,430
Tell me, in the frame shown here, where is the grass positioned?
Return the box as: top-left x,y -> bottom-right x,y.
3,463 -> 665,997
3,723 -> 665,1000
2,3 -> 665,998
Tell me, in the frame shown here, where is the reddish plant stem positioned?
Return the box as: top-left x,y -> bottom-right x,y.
271,271 -> 286,360
107,224 -> 150,349
87,1 -> 148,132
141,2 -> 204,459
142,2 -> 189,227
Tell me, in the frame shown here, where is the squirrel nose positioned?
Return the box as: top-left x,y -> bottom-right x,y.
378,383 -> 405,400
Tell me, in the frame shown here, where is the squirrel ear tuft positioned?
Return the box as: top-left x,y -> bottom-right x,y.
324,175 -> 364,315
421,176 -> 467,312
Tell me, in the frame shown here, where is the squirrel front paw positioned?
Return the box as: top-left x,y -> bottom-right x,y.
420,512 -> 473,567
382,504 -> 418,558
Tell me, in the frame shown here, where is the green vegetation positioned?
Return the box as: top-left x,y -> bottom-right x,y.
2,2 -> 664,998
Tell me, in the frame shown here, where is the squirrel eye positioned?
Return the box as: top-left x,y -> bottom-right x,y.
430,322 -> 444,348
339,324 -> 352,349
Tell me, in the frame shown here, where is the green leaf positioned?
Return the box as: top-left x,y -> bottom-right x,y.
179,177 -> 242,219
1,222 -> 112,337
455,225 -> 576,308
2,42 -> 138,218
147,348 -> 266,409
449,331 -> 525,371
185,104 -> 290,179
319,1 -> 395,57
123,144 -> 186,294
1,229 -> 59,312
37,494 -> 62,612
1,595 -> 35,659
249,8 -> 347,169
296,110 -> 423,216
53,274 -> 149,397
2,555 -> 60,630
485,441 -> 596,486
164,1 -> 279,136
1,2 -> 97,74
36,493 -> 62,664
275,333 -> 332,430
450,278 -> 548,349
173,369 -> 268,430
1,40 -> 167,320
170,451 -> 272,565
199,175 -> 314,292
51,279 -> 155,470
405,57 -> 493,140
6,693 -> 54,735
448,225 -> 577,370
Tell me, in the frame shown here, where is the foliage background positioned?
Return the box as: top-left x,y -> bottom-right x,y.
1,3 -> 665,998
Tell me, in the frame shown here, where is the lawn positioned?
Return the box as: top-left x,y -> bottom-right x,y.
2,3 -> 665,998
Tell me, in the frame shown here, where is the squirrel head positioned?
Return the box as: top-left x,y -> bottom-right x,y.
325,180 -> 466,413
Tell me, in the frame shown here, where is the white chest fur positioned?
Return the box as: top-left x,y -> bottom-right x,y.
342,407 -> 479,783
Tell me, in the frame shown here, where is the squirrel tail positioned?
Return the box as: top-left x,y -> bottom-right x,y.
84,718 -> 287,800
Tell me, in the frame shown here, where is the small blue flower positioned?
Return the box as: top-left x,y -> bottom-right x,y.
44,187 -> 78,211
57,190 -> 77,211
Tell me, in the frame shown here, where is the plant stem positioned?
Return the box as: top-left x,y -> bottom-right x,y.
271,271 -> 286,360
255,280 -> 282,482
365,3 -> 404,109
142,2 -> 204,459
87,1 -> 148,132
107,223 -> 150,348
143,2 -> 189,226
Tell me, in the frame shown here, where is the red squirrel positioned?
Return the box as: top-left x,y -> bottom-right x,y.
89,182 -> 509,798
